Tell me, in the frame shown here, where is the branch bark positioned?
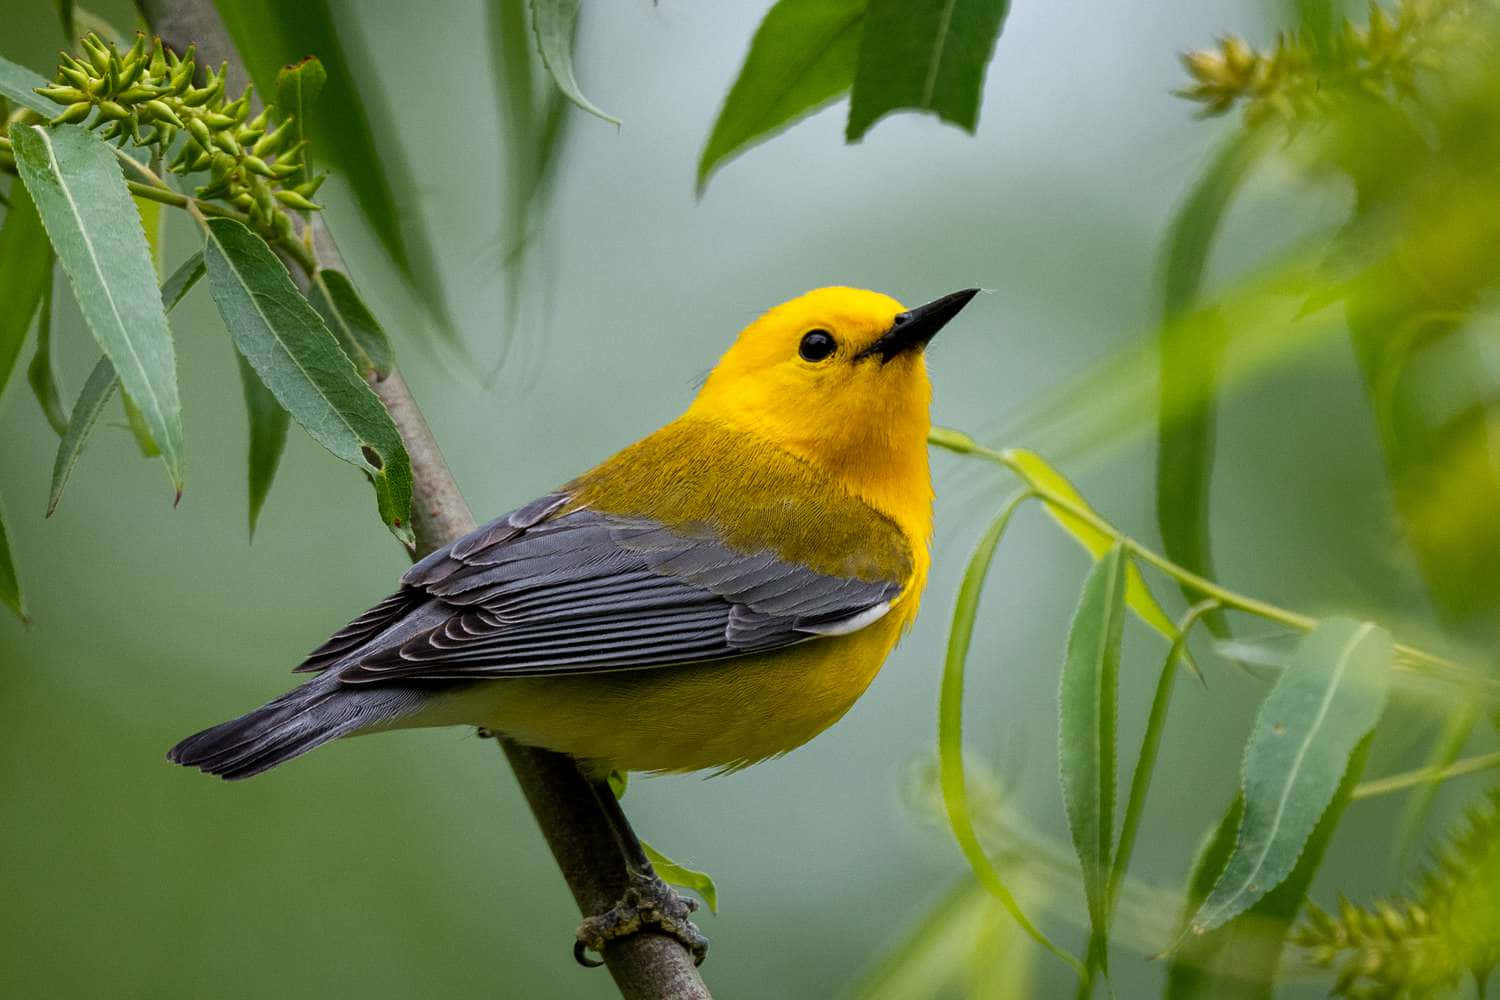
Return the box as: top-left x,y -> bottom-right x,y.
136,2 -> 711,995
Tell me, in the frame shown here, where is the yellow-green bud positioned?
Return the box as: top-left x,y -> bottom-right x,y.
201,111 -> 236,129
275,188 -> 321,212
211,130 -> 239,156
51,101 -> 94,125
242,154 -> 276,178
82,36 -> 112,75
115,85 -> 158,105
59,65 -> 92,90
36,84 -> 88,103
144,100 -> 183,128
252,117 -> 294,156
186,116 -> 212,147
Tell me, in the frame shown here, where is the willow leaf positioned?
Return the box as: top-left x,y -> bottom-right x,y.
0,54 -> 55,116
160,251 -> 205,313
847,0 -> 1011,141
26,270 -> 67,433
11,123 -> 184,497
940,489 -> 1084,973
309,268 -> 393,378
1186,619 -> 1390,936
698,0 -> 865,193
1156,129 -> 1267,643
46,355 -> 118,516
121,194 -> 166,458
641,841 -> 718,916
237,355 -> 289,538
0,179 -> 52,406
0,492 -> 25,623
1059,542 -> 1127,979
530,0 -> 619,125
272,56 -> 326,191
202,217 -> 412,544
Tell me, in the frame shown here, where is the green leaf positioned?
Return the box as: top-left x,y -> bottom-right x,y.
697,0 -> 866,194
846,0 -> 1010,142
121,194 -> 166,458
0,491 -> 26,623
1392,705 -> 1476,865
214,0 -> 452,339
46,355 -> 118,517
1059,542 -> 1127,979
27,269 -> 67,434
1006,449 -> 1184,649
57,0 -> 76,44
1156,129 -> 1267,644
1165,737 -> 1373,998
0,53 -> 57,116
939,489 -> 1085,975
201,217 -> 413,544
1185,619 -> 1391,937
530,0 -> 619,125
641,840 -> 718,916
0,179 -> 53,407
11,123 -> 184,498
236,355 -> 290,538
309,268 -> 394,378
273,56 -> 327,191
160,251 -> 205,313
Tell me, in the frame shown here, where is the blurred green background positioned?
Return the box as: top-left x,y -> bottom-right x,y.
0,1 -> 1487,997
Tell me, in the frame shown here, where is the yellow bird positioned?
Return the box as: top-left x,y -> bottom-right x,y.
169,286 -> 977,779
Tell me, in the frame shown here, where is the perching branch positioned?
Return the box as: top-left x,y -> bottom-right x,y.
135,2 -> 711,996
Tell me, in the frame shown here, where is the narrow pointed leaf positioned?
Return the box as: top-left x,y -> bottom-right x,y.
160,251 -> 205,313
121,195 -> 166,458
641,840 -> 719,915
214,0 -> 452,339
46,355 -> 118,516
1006,449 -> 1182,645
202,217 -> 412,544
11,123 -> 184,497
1059,542 -> 1127,978
309,268 -> 393,378
273,56 -> 327,191
0,492 -> 25,623
57,0 -> 77,43
530,0 -> 620,125
1166,737 -> 1373,998
697,0 -> 866,193
45,252 -> 202,516
0,54 -> 56,116
1186,619 -> 1391,936
1156,129 -> 1267,643
0,180 -> 53,405
940,490 -> 1084,973
236,355 -> 290,538
27,270 -> 68,433
847,0 -> 1011,141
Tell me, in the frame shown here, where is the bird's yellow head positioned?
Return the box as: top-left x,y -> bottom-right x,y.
687,286 -> 978,521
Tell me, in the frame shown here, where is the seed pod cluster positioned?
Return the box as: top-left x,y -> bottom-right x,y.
1293,786 -> 1500,998
36,31 -> 327,241
1176,0 -> 1459,124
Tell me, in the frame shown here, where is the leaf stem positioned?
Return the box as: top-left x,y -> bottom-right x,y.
929,428 -> 1496,700
1352,749 -> 1500,800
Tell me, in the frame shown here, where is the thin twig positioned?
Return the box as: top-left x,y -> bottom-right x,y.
1352,750 -> 1500,800
136,2 -> 711,996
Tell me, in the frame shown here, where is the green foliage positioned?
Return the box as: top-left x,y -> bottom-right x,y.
1058,542 -> 1127,978
10,122 -> 184,497
1167,739 -> 1371,999
272,57 -> 325,192
641,842 -> 719,916
1185,619 -> 1391,935
529,0 -> 618,126
47,354 -> 119,517
308,268 -> 394,379
0,178 -> 51,405
201,217 -> 413,544
0,492 -> 23,622
236,354 -> 288,538
1296,787 -> 1500,998
847,0 -> 1011,141
25,271 -> 65,434
697,0 -> 866,193
214,0 -> 449,328
0,54 -> 56,116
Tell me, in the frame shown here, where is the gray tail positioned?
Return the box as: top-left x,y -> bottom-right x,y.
168,674 -> 410,780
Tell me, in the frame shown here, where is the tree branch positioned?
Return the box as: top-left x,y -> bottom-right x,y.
136,2 -> 711,995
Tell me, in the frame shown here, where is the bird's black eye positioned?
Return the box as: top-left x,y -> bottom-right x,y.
798,329 -> 837,362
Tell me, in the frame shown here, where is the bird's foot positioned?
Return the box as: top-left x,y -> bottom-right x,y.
574,871 -> 709,968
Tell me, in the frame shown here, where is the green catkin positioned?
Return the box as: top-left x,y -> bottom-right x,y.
1295,787 -> 1500,999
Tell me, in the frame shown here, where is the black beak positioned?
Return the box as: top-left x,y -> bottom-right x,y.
856,288 -> 980,363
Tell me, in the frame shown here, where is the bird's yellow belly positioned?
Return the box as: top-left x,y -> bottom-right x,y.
467,611 -> 907,774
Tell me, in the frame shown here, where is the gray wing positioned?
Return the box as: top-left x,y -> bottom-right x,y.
299,493 -> 903,683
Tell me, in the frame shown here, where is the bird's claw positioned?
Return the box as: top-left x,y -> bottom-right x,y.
574,872 -> 709,968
